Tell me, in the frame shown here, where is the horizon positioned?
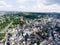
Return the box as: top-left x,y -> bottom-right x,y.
0,11 -> 60,13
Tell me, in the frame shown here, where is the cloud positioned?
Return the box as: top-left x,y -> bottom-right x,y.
17,0 -> 45,5
0,1 -> 15,11
17,0 -> 60,6
0,0 -> 60,12
43,0 -> 60,5
0,1 -> 7,6
17,0 -> 60,12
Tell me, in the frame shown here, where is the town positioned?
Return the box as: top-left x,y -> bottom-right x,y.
0,12 -> 60,45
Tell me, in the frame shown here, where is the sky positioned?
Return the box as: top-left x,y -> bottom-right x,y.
0,0 -> 60,12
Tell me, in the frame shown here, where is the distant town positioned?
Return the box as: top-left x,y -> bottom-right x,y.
0,12 -> 60,45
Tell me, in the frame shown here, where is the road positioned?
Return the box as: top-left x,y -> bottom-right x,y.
40,37 -> 52,45
0,21 -> 13,33
5,31 -> 10,45
40,35 -> 60,45
0,21 -> 13,45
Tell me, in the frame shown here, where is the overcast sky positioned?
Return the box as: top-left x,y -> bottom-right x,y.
0,0 -> 60,12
